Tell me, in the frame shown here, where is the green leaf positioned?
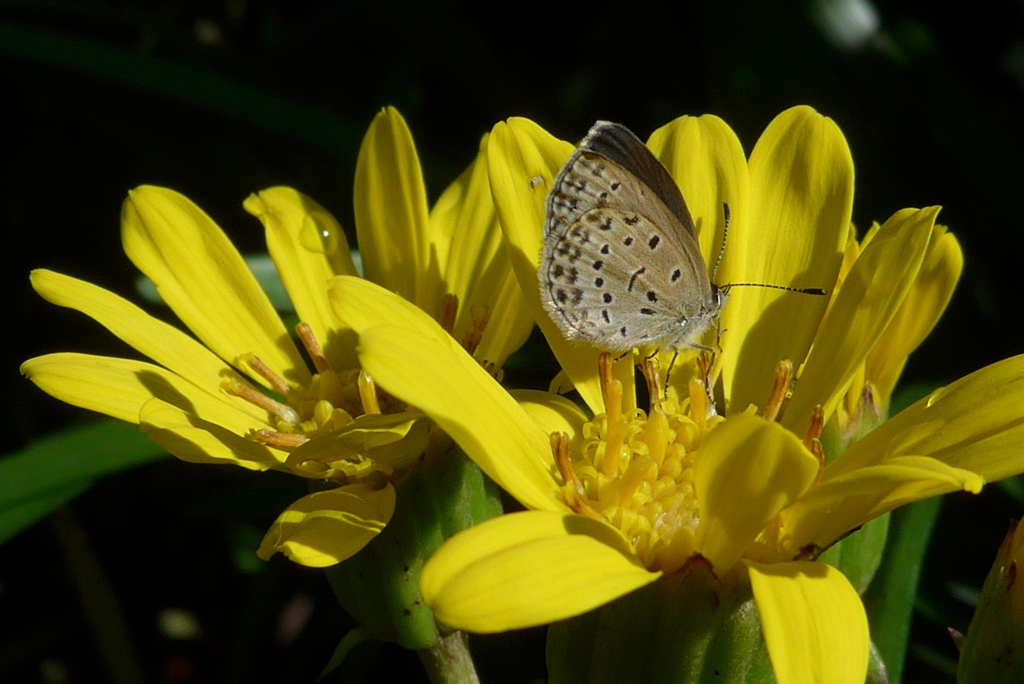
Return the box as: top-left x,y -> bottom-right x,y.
863,496 -> 942,684
0,420 -> 168,544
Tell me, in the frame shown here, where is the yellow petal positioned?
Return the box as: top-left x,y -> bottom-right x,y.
329,276 -> 561,512
420,510 -> 657,632
353,107 -> 431,307
121,186 -> 309,388
510,388 -> 588,443
828,354 -> 1024,483
645,114 -> 751,389
647,114 -> 749,293
487,118 -> 634,414
243,187 -> 359,372
22,353 -> 271,434
779,456 -> 983,555
431,134 -> 534,367
22,353 -> 170,424
784,206 -> 938,432
866,225 -> 962,404
257,483 -> 396,567
28,268 -> 270,421
725,107 -> 851,414
695,414 -> 819,572
746,560 -> 869,684
139,397 -> 286,470
286,411 -> 429,476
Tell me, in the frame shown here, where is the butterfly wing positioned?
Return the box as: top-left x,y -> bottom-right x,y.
540,122 -> 717,352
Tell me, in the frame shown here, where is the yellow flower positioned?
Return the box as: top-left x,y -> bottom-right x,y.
833,220 -> 963,443
22,107 -> 531,568
331,106 -> 1024,684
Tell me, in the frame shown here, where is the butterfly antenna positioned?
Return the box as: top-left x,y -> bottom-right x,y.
721,282 -> 827,296
716,201 -> 827,296
711,202 -> 729,285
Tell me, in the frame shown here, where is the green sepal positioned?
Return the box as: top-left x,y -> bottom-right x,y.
818,513 -> 890,594
325,444 -> 503,650
547,560 -> 773,684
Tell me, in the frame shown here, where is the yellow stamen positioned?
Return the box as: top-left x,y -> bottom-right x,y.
803,405 -> 825,448
640,356 -> 662,411
804,405 -> 826,481
241,353 -> 293,398
439,293 -> 458,335
296,322 -> 330,373
553,432 -> 601,518
697,351 -> 716,413
688,377 -> 707,434
461,305 -> 491,357
479,360 -> 504,382
358,371 -> 381,415
253,429 -> 308,448
764,360 -> 795,422
222,378 -> 300,425
618,457 -> 656,508
644,409 -> 670,469
601,418 -> 626,476
599,353 -> 622,425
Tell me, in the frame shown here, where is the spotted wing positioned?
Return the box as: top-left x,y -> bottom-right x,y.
540,124 -> 717,351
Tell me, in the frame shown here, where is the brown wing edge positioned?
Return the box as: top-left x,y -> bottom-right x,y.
579,121 -> 698,241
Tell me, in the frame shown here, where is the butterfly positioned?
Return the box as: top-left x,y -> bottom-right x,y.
538,121 -> 726,357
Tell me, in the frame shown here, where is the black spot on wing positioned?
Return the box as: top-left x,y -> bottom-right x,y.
627,267 -> 646,292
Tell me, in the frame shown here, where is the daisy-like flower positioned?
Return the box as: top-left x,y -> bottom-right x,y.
330,106 -> 1024,684
22,107 -> 532,570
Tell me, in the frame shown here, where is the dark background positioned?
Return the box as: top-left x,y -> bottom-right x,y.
4,1 -> 1024,682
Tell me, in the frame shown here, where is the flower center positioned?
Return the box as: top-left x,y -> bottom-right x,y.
220,294 -> 501,482
554,355 -> 826,573
554,354 -> 724,572
222,321 -> 401,449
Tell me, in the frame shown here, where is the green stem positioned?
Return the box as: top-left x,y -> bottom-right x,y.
417,630 -> 480,684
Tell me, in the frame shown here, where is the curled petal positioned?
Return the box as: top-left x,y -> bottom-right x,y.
286,411 -> 430,476
257,483 -> 396,567
784,206 -> 938,431
829,354 -> 1024,483
139,397 -> 286,470
780,456 -> 983,555
866,225 -> 963,404
695,414 -> 819,571
420,510 -> 657,632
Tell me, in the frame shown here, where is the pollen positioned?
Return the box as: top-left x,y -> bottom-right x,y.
226,322 -> 398,449
553,353 -> 724,572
